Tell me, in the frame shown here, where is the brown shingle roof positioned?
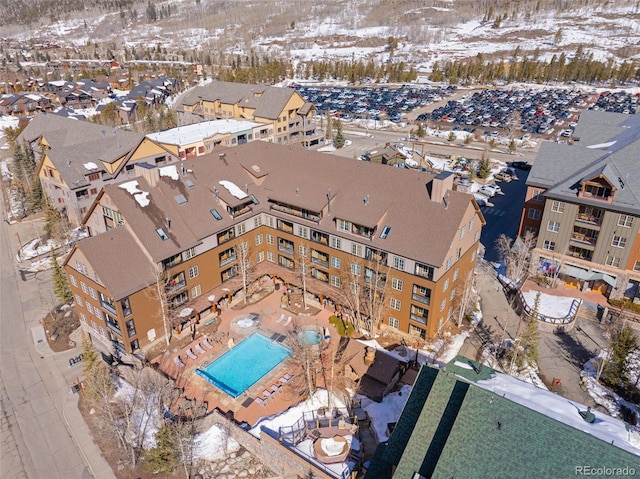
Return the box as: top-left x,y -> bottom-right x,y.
73,226 -> 155,300
102,141 -> 474,269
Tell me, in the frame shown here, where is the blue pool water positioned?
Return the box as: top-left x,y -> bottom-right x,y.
195,333 -> 291,398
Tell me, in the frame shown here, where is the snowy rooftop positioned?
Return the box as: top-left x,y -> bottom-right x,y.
146,119 -> 263,146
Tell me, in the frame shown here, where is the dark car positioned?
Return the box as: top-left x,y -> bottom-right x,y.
510,161 -> 532,170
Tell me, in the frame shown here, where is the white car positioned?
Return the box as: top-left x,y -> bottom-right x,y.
473,194 -> 489,207
478,184 -> 502,197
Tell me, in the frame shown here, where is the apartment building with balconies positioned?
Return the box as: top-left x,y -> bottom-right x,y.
519,110 -> 640,300
176,81 -> 322,146
65,141 -> 484,354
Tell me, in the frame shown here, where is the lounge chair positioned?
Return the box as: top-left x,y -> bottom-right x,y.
276,313 -> 285,323
186,348 -> 197,360
270,384 -> 280,393
195,343 -> 206,355
203,337 -> 214,349
255,397 -> 266,406
283,372 -> 292,381
283,316 -> 292,327
279,376 -> 289,384
263,389 -> 272,399
174,356 -> 185,368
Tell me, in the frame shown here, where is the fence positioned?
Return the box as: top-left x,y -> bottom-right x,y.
517,291 -> 581,325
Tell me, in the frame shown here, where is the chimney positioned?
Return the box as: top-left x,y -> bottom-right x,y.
364,346 -> 375,366
133,162 -> 160,187
430,171 -> 454,203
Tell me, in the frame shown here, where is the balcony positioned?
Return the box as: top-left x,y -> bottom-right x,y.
575,213 -> 602,227
415,264 -> 435,281
126,324 -> 137,338
219,253 -> 237,267
105,320 -> 122,336
570,233 -> 597,247
410,313 -> 428,325
411,293 -> 431,306
100,300 -> 117,315
270,203 -> 321,223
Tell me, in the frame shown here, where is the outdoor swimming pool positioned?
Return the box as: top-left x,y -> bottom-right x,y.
195,333 -> 291,398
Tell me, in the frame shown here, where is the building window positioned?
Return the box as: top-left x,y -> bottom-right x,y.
471,250 -> 476,262
130,339 -> 140,351
236,223 -> 246,235
531,189 -> 543,201
351,264 -> 361,276
351,243 -> 362,257
80,313 -> 87,324
350,282 -> 360,294
298,245 -> 308,257
605,255 -> 620,268
331,275 -> 341,287
266,234 -> 274,245
191,284 -> 202,298
459,225 -> 466,239
267,251 -> 275,262
391,278 -> 403,291
297,226 -> 309,238
611,236 -> 626,248
551,200 -> 565,213
440,299 -> 447,312
89,287 -> 97,300
443,278 -> 449,292
330,236 -> 342,249
254,215 -> 263,228
453,268 -> 459,281
393,257 -> 405,271
86,302 -> 94,315
528,209 -> 541,220
547,221 -> 560,233
469,218 -> 474,231
633,260 -> 640,272
415,263 -> 434,280
338,219 -> 350,232
390,298 -> 401,311
331,257 -> 341,269
388,317 -> 400,329
255,234 -> 263,246
543,240 -> 556,251
81,282 -> 88,294
70,275 -> 77,287
75,294 -> 83,306
257,251 -> 265,263
446,257 -> 453,271
618,215 -> 633,228
125,319 -> 137,338
188,265 -> 199,279
184,247 -> 196,260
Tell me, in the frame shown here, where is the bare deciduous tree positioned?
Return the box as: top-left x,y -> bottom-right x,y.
495,230 -> 537,289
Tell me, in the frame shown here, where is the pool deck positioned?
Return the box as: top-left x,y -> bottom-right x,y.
151,286 -> 336,426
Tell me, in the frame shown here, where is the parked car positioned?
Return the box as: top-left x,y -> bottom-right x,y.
473,193 -> 489,207
510,161 -> 532,170
478,185 -> 500,197
494,172 -> 512,182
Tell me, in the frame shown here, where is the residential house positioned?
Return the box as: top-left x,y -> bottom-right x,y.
365,357 -> 639,479
64,141 -> 484,354
176,81 -> 321,146
146,119 -> 271,159
0,93 -> 52,116
361,143 -> 413,168
519,111 -> 640,300
18,114 -> 179,224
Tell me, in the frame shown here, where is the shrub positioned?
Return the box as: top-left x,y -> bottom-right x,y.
329,315 -> 355,336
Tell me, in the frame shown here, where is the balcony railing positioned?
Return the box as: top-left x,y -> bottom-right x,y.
219,254 -> 237,267
100,300 -> 117,315
311,257 -> 329,268
570,233 -> 597,246
575,213 -> 602,226
166,280 -> 186,295
106,320 -> 122,336
410,314 -> 428,325
411,293 -> 431,306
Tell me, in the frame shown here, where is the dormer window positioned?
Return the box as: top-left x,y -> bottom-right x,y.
583,184 -> 612,199
579,174 -> 616,202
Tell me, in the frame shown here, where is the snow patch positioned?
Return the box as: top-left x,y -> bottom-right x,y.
218,180 -> 247,200
83,162 -> 98,170
194,424 -> 240,461
159,164 -> 179,180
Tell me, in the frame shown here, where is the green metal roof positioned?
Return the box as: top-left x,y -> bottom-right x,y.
365,361 -> 639,479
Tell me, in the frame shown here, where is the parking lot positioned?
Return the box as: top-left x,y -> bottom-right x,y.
295,84 -> 458,122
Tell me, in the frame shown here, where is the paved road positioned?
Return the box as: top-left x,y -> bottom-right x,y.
0,194 -> 114,478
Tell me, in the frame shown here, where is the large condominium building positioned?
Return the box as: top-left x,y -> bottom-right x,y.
519,110 -> 640,301
64,141 -> 484,355
18,114 -> 180,225
176,81 -> 321,146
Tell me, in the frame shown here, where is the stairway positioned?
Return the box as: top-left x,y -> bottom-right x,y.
575,301 -> 601,323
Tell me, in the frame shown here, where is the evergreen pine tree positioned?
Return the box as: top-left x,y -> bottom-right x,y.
521,292 -> 540,365
325,111 -> 333,140
144,424 -> 177,474
603,324 -> 638,388
333,119 -> 345,149
51,248 -> 72,304
82,333 -> 100,377
508,138 -> 517,154
416,123 -> 426,138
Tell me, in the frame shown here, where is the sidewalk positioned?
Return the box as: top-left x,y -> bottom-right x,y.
460,260 -> 597,408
